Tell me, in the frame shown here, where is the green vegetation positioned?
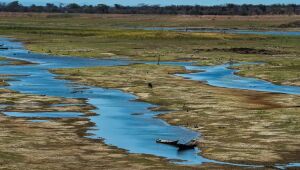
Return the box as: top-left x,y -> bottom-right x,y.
0,13 -> 299,84
0,151 -> 24,163
235,61 -> 300,86
1,2 -> 299,16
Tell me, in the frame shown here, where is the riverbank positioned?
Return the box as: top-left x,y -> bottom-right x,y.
233,63 -> 300,86
0,57 -> 205,169
0,13 -> 299,168
1,109 -> 195,169
53,64 -> 300,165
0,13 -> 299,85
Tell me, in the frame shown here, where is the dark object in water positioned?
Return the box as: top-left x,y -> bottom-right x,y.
0,47 -> 8,50
156,139 -> 198,150
177,140 -> 198,150
148,83 -> 153,88
156,139 -> 179,146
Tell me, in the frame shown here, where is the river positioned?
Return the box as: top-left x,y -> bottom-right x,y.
131,27 -> 300,36
0,38 -> 299,168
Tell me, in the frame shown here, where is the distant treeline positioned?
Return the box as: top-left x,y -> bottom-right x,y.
0,1 -> 299,15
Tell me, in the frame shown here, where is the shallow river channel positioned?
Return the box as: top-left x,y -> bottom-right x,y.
0,38 -> 299,168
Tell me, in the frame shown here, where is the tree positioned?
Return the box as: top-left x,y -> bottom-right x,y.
95,4 -> 109,13
66,3 -> 81,13
0,2 -> 299,15
45,3 -> 58,12
6,1 -> 22,12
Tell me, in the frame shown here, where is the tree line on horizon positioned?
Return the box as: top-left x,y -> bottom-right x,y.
0,1 -> 299,15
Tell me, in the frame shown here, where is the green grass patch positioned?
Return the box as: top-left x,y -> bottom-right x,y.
0,13 -> 299,85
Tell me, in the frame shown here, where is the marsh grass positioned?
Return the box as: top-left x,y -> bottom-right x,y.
0,58 -> 195,169
53,63 -> 300,164
1,13 -> 299,86
0,13 -> 299,167
235,59 -> 300,86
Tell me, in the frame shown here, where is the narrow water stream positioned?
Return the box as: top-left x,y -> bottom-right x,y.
178,63 -> 300,95
0,38 -> 204,164
130,27 -> 300,36
0,38 -> 299,168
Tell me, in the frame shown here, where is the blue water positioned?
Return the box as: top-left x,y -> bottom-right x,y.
133,27 -> 300,36
30,120 -> 49,123
278,163 -> 300,169
0,38 -> 299,167
145,61 -> 300,95
176,63 -> 300,95
0,38 -> 204,164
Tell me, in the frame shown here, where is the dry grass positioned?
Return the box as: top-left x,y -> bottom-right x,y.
1,13 -> 299,29
0,58 -> 189,170
53,64 -> 300,165
1,13 -> 299,86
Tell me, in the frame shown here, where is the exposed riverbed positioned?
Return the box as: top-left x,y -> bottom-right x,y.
0,38 -> 299,168
0,38 -> 204,164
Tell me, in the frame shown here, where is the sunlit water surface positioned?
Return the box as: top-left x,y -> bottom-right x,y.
0,38 -> 299,168
133,27 -> 300,36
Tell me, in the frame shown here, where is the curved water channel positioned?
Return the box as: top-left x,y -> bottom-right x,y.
145,61 -> 300,95
0,38 -> 299,168
0,38 -> 204,165
130,27 -> 300,36
179,63 -> 300,95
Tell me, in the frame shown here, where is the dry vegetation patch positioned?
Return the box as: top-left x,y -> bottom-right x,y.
53,64 -> 300,165
0,58 -> 200,170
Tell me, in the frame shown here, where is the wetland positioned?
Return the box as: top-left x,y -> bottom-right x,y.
0,13 -> 299,169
